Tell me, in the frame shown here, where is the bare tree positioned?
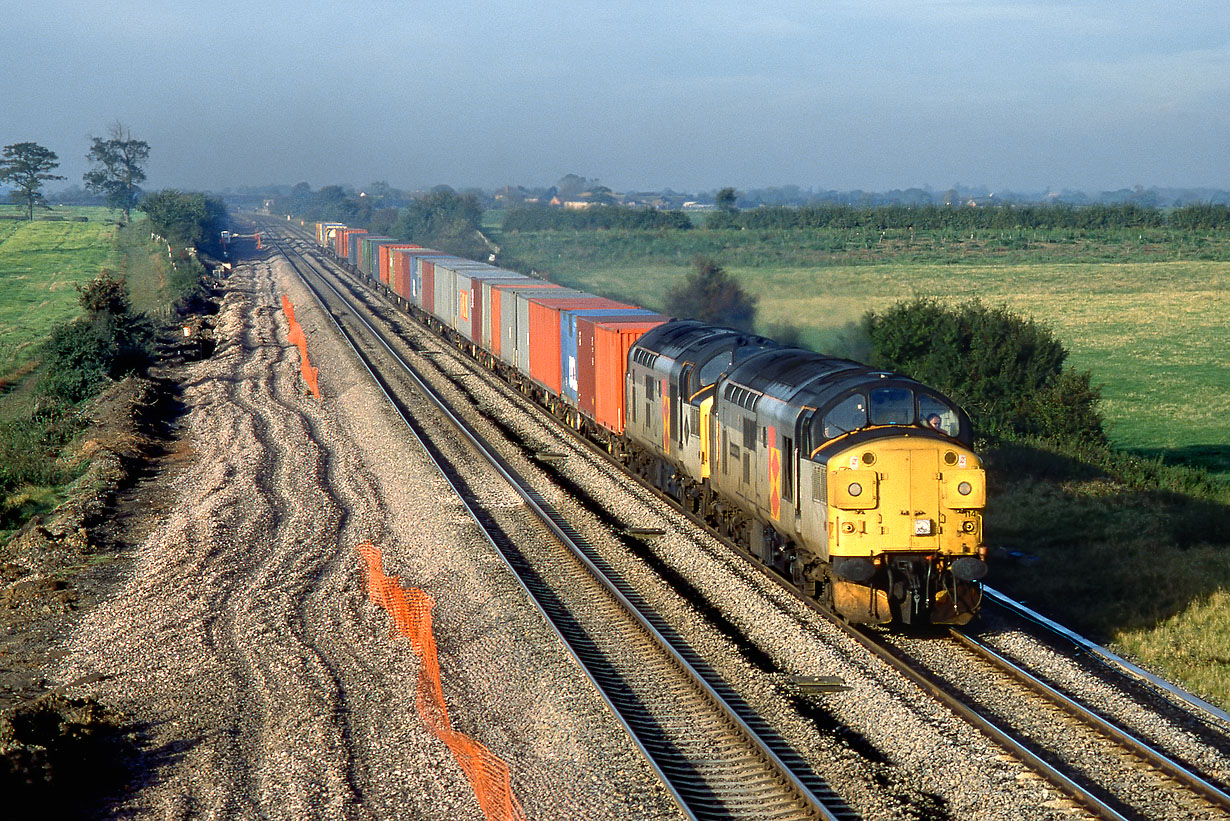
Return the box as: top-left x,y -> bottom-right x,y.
84,121 -> 150,222
0,142 -> 65,220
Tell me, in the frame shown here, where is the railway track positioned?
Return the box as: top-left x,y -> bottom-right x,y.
851,623 -> 1230,820
263,218 -> 1230,820
265,227 -> 855,821
983,587 -> 1230,728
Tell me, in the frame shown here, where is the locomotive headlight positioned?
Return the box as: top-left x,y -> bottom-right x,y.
848,482 -> 863,497
957,481 -> 973,496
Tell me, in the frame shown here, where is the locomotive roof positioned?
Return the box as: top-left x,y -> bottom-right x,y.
634,319 -> 774,362
724,348 -> 868,403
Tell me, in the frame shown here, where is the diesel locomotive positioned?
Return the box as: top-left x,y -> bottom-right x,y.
314,222 -> 988,625
623,321 -> 987,625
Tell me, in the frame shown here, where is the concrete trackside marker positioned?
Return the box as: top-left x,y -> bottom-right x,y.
281,294 -> 320,398
355,541 -> 526,821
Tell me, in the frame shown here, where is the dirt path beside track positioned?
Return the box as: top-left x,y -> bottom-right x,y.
47,252 -> 678,820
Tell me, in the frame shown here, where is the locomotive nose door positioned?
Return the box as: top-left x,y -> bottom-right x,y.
877,446 -> 941,551
907,447 -> 941,549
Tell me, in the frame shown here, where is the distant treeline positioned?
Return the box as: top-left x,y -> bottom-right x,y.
503,204 -> 693,231
502,202 -> 1230,233
707,203 -> 1230,231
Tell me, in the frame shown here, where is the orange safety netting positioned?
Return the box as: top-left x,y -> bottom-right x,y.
280,294 -> 319,397
355,541 -> 526,821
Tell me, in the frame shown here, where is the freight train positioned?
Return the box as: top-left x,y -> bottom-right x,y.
313,221 -> 988,625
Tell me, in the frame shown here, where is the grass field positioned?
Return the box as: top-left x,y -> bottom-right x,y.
0,207 -> 200,538
0,211 -> 120,381
496,229 -> 1230,479
495,222 -> 1230,707
0,208 -> 124,534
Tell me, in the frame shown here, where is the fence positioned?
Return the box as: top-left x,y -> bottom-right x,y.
355,541 -> 526,821
281,294 -> 319,397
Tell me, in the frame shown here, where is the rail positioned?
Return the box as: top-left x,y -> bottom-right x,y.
266,228 -> 853,821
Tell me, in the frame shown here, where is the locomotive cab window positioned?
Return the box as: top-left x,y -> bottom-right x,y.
918,394 -> 959,436
869,387 -> 914,425
820,394 -> 867,439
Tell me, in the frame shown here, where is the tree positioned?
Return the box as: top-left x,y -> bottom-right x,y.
139,189 -> 227,246
0,142 -> 65,220
555,173 -> 594,200
715,186 -> 738,212
395,189 -> 484,257
83,122 -> 150,221
861,297 -> 1105,444
665,255 -> 757,331
583,184 -> 615,205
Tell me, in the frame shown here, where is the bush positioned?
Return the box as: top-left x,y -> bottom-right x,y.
665,256 -> 757,331
395,190 -> 487,259
40,322 -> 112,403
862,297 -> 1106,444
38,271 -> 153,403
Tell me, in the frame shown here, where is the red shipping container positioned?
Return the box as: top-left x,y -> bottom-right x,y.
390,249 -> 408,297
579,315 -> 669,433
391,249 -> 448,304
527,296 -> 624,396
339,228 -> 366,259
421,260 -> 436,314
487,280 -> 562,358
379,243 -> 420,286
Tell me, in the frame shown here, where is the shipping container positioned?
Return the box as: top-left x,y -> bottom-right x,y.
339,228 -> 366,260
452,269 -> 527,344
421,259 -> 435,314
524,295 -> 625,395
419,256 -> 472,316
483,277 -> 554,355
431,260 -> 494,331
494,283 -> 577,367
578,314 -> 670,433
379,243 -> 420,287
559,307 -> 655,403
390,248 -> 445,302
356,236 -> 395,279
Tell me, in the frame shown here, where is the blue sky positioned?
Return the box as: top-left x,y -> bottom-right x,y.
3,0 -> 1228,193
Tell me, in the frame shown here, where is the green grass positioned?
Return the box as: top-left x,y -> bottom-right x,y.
0,204 -> 117,222
497,230 -> 1230,479
0,215 -> 119,536
114,219 -> 204,315
0,211 -> 187,539
497,224 -> 1230,707
0,217 -> 120,380
987,446 -> 1230,707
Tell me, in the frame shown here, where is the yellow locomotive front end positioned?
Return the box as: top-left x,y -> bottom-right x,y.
826,437 -> 987,625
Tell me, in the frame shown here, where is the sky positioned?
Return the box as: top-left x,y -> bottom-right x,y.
3,0 -> 1229,195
